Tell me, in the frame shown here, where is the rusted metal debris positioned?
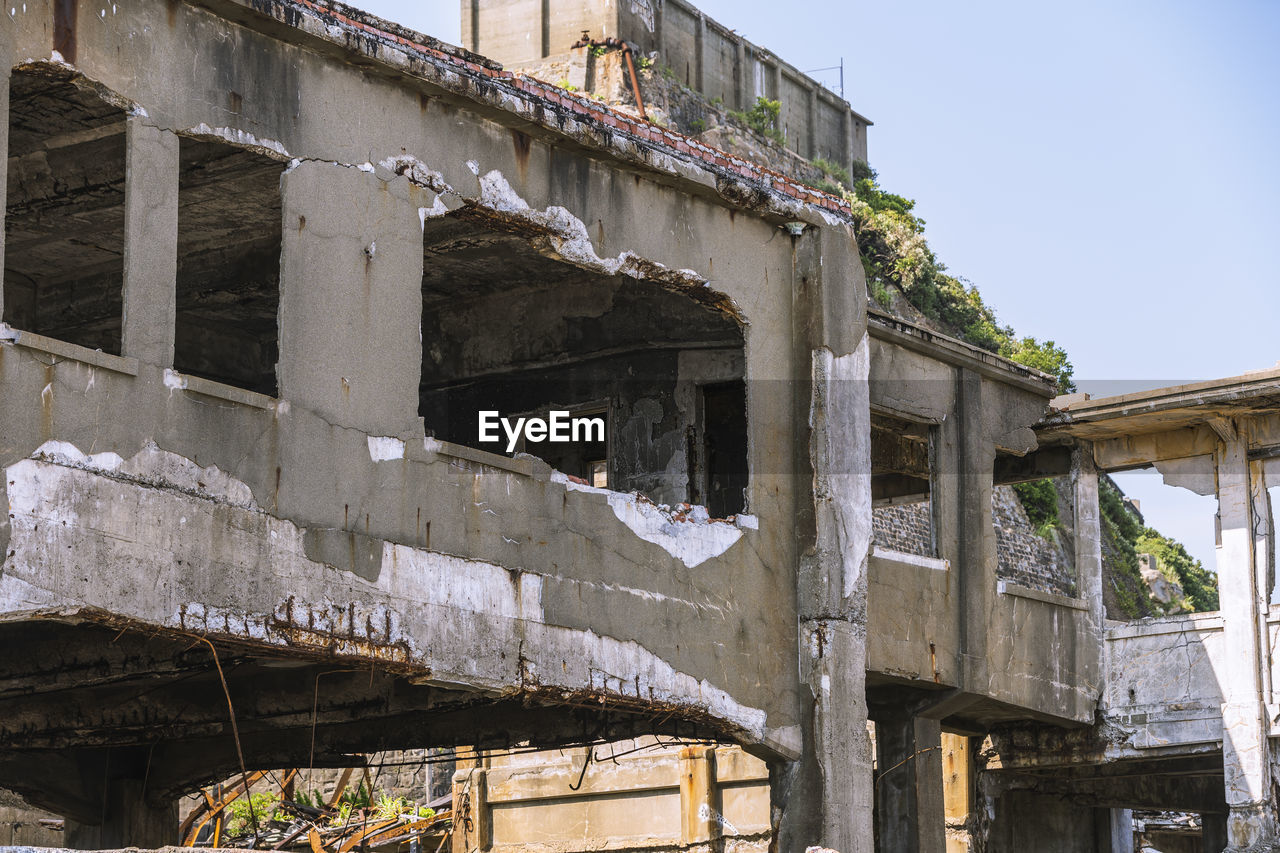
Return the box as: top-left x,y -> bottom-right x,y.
180,769 -> 451,852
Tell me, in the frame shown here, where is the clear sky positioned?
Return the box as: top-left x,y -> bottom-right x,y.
353,0 -> 1279,574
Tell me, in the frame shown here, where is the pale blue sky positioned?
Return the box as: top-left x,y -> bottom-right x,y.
354,0 -> 1279,573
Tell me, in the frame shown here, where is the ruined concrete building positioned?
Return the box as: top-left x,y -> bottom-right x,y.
0,0 -> 1277,851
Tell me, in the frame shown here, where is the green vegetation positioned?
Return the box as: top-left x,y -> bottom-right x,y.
1013,479 -> 1060,538
729,97 -> 785,146
804,159 -> 1075,392
554,78 -> 580,92
1136,528 -> 1219,612
224,791 -> 281,837
1099,478 -> 1149,619
811,157 -> 851,188
688,117 -> 706,133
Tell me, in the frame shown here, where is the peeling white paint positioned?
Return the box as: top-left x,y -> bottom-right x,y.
366,435 -> 406,462
552,472 -> 744,567
184,123 -> 290,159
1,448 -> 774,746
162,367 -> 187,391
31,440 -> 123,472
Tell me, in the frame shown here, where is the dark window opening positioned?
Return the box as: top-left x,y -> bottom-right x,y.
416,213 -> 745,507
4,66 -> 127,353
701,381 -> 748,518
174,136 -> 283,396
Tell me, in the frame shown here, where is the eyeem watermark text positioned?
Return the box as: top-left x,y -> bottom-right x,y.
479,411 -> 605,453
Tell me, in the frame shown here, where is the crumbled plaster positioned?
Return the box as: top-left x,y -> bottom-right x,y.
183,123 -> 291,160
552,472 -> 743,568
2,443 -> 775,745
381,154 -> 745,321
367,435 -> 406,461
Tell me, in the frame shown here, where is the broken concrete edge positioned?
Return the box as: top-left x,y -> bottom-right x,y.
0,602 -> 781,756
3,444 -> 792,754
11,58 -> 141,117
214,0 -> 855,227
1045,364 -> 1280,424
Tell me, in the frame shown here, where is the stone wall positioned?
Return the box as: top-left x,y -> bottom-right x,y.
873,502 -> 933,557
873,488 -> 1076,598
993,486 -> 1075,598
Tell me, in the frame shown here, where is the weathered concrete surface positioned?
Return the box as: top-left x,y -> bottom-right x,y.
1,0 -> 1217,848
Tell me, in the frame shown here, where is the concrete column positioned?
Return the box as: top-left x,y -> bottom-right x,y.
807,86 -> 818,159
277,161 -> 426,437
942,733 -> 971,847
694,13 -> 707,95
0,62 -> 9,320
1098,808 -> 1134,853
1214,436 -> 1279,849
1074,445 -> 1106,689
842,108 -> 854,179
679,745 -> 717,844
64,779 -> 177,849
956,368 -> 995,694
539,0 -> 550,58
451,766 -> 489,853
873,714 -> 945,853
1203,812 -> 1229,852
735,41 -> 748,109
774,224 -> 874,853
772,61 -> 783,106
121,119 -> 179,367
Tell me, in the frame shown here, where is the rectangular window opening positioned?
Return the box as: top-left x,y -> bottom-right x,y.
4,67 -> 127,354
871,413 -> 935,558
174,136 -> 284,397
698,381 -> 747,518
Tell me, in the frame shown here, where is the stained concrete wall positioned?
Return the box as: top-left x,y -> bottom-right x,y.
463,0 -> 870,170
455,740 -> 770,851
0,0 -> 892,847
865,326 -> 1099,727
1103,614 -> 1226,754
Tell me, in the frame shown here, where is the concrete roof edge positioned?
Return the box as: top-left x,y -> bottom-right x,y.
1050,366 -> 1280,422
867,309 -> 1058,396
196,0 -> 858,226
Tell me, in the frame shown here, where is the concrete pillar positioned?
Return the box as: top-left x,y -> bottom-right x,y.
694,13 -> 707,95
735,41 -> 748,109
121,119 -> 179,367
948,368 -> 995,695
539,0 -> 550,58
942,733 -> 971,849
1202,812 -> 1229,852
873,714 -> 945,853
277,161 -> 426,437
1098,808 -> 1134,853
1073,445 -> 1106,690
63,779 -> 177,849
774,224 -> 874,853
451,766 -> 489,853
842,108 -> 854,179
1214,436 -> 1279,849
0,62 -> 9,320
807,86 -> 818,159
679,745 -> 717,844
